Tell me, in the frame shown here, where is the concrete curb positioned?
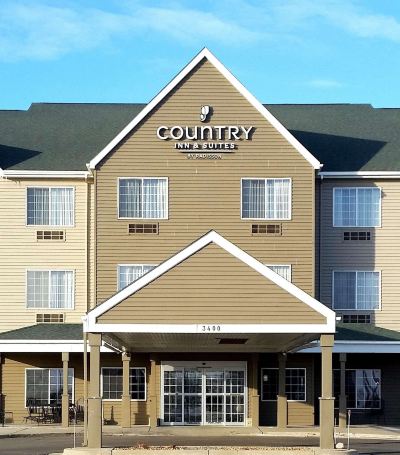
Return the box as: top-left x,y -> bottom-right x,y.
59,448 -> 358,455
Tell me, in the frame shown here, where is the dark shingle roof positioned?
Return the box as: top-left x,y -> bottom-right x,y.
336,323 -> 400,342
0,323 -> 82,340
0,103 -> 144,171
1,102 -> 400,172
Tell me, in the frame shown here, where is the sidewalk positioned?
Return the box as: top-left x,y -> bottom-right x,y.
0,424 -> 399,440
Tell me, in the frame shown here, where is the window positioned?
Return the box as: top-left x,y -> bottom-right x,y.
333,369 -> 381,409
27,187 -> 74,226
333,271 -> 380,310
27,270 -> 74,309
119,178 -> 168,219
266,264 -> 292,281
26,368 -> 73,406
117,264 -> 157,290
102,367 -> 146,400
261,368 -> 306,401
241,178 -> 291,220
333,188 -> 380,227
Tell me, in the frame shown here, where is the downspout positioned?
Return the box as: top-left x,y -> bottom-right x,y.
319,174 -> 323,301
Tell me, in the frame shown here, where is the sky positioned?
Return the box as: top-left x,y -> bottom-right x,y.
1,0 -> 400,110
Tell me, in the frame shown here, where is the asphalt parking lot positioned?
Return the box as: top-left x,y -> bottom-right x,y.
0,434 -> 399,455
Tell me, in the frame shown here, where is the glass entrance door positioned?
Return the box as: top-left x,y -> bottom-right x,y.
162,365 -> 246,425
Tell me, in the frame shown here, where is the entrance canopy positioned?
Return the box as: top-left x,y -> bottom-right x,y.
84,231 -> 335,352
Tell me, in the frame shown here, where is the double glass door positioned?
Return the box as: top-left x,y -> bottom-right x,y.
163,366 -> 246,425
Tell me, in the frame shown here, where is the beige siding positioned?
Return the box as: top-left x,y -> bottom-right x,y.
99,243 -> 325,324
95,59 -> 315,308
319,179 -> 400,330
0,178 -> 91,332
2,353 -> 84,424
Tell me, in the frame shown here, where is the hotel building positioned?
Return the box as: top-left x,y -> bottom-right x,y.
0,49 -> 399,450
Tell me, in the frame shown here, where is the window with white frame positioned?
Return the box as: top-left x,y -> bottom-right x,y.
333,187 -> 381,227
333,271 -> 380,310
26,368 -> 73,406
241,178 -> 291,220
27,187 -> 74,226
102,367 -> 146,400
261,368 -> 306,401
27,270 -> 74,309
117,264 -> 157,290
266,264 -> 292,281
333,369 -> 381,409
119,178 -> 167,219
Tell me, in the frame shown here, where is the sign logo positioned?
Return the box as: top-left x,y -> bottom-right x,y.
200,105 -> 211,122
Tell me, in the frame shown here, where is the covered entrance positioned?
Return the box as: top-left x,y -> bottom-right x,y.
84,231 -> 336,450
161,361 -> 246,426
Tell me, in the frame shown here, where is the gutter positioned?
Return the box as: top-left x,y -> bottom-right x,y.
319,171 -> 400,179
1,170 -> 90,179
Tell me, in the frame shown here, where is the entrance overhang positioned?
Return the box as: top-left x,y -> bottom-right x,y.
84,231 -> 336,343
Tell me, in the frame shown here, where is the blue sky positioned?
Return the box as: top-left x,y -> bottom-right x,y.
1,0 -> 400,110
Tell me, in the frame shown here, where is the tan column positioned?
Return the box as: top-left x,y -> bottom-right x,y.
149,356 -> 158,427
250,354 -> 259,427
121,352 -> 131,428
320,334 -> 335,450
88,333 -> 102,449
61,352 -> 69,427
338,353 -> 347,429
277,353 -> 287,428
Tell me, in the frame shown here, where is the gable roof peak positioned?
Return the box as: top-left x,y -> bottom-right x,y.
88,49 -> 322,170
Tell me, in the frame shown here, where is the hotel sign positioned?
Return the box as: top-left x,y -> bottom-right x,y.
156,105 -> 254,159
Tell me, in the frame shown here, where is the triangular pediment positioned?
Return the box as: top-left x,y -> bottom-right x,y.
88,48 -> 321,170
86,231 -> 335,334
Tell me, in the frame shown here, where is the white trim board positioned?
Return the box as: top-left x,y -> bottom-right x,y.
297,341 -> 400,354
319,171 -> 400,179
1,170 -> 90,179
0,340 -> 114,353
88,48 -> 321,170
84,230 -> 336,334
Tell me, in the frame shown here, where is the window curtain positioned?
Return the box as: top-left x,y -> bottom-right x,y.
266,179 -> 290,219
27,271 -> 49,308
357,271 -> 379,310
143,178 -> 167,219
334,271 -> 356,309
50,271 -> 73,309
268,265 -> 291,281
118,265 -> 155,290
119,179 -> 142,218
242,179 -> 265,218
49,188 -> 74,226
357,188 -> 380,227
27,188 -> 49,225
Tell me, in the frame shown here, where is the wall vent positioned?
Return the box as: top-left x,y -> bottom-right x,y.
251,224 -> 282,235
36,313 -> 65,323
128,223 -> 158,234
218,338 -> 248,345
342,314 -> 371,324
37,230 -> 65,241
343,231 -> 371,241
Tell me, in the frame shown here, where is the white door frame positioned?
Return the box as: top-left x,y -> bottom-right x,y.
160,360 -> 247,426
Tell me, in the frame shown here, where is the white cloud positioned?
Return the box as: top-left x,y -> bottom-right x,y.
0,1 -> 262,62
0,0 -> 399,62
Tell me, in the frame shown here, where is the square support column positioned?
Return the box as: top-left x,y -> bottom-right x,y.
277,353 -> 287,429
121,352 -> 131,428
88,333 -> 102,449
320,334 -> 335,450
250,353 -> 259,427
338,353 -> 347,429
149,356 -> 158,427
61,352 -> 69,428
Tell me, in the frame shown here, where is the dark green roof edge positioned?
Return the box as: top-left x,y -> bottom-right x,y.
0,323 -> 83,340
336,323 -> 400,342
